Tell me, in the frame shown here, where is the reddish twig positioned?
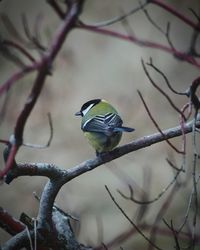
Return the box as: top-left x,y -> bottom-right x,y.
0,0 -> 81,183
0,63 -> 40,96
0,139 -> 9,144
150,0 -> 200,31
3,39 -> 36,62
0,207 -> 25,235
77,23 -> 200,68
0,1 -> 84,180
13,2 -> 81,142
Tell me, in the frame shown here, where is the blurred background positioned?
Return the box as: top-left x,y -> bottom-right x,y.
0,0 -> 200,249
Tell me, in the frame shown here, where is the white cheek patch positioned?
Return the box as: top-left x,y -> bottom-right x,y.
82,103 -> 94,116
102,99 -> 108,103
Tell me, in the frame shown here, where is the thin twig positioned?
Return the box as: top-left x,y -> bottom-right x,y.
78,23 -> 200,68
137,90 -> 184,154
165,22 -> 176,52
0,63 -> 40,96
140,0 -> 165,35
21,14 -> 46,52
151,0 -> 200,31
166,158 -> 185,172
47,0 -> 65,19
146,59 -> 187,96
118,166 -> 181,205
141,59 -> 187,120
25,226 -> 33,250
177,188 -> 194,233
140,0 -> 176,52
0,139 -> 9,144
191,116 -> 198,248
3,39 -> 35,62
163,219 -> 181,250
23,113 -> 53,148
189,8 -> 200,23
0,14 -> 31,46
0,40 -> 25,68
147,180 -> 180,250
0,143 -> 18,179
80,1 -> 148,28
0,87 -> 10,125
188,8 -> 200,57
105,185 -> 163,250
33,219 -> 37,250
143,59 -> 187,155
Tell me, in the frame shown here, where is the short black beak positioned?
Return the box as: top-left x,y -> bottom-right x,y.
75,111 -> 82,116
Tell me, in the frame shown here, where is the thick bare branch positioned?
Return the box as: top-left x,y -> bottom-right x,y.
5,115 -> 200,184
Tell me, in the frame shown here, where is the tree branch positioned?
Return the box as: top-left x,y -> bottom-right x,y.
64,116 -> 200,182
0,0 -> 84,180
0,207 -> 25,236
78,23 -> 200,68
150,0 -> 200,31
6,115 -> 200,184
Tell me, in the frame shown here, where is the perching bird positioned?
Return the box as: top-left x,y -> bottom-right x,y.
75,99 -> 134,154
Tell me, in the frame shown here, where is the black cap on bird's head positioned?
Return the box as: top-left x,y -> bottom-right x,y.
75,99 -> 101,117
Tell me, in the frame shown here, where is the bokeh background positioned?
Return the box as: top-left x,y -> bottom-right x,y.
0,0 -> 200,249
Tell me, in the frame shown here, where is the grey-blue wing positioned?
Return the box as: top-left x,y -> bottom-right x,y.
82,113 -> 123,135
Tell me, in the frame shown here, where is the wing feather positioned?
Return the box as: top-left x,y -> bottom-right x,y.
82,113 -> 123,135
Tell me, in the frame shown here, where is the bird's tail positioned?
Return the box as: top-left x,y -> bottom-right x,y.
114,126 -> 135,132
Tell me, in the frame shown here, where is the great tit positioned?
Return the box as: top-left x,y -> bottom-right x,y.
75,99 -> 134,154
